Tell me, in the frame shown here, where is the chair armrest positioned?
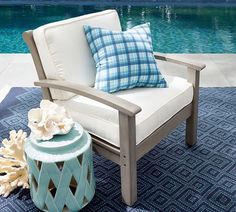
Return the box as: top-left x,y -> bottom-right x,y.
154,52 -> 206,71
34,80 -> 142,117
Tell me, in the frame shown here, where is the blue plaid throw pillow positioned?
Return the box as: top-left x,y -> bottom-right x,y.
84,23 -> 167,93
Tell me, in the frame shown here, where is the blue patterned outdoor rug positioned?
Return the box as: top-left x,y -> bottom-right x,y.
0,87 -> 236,212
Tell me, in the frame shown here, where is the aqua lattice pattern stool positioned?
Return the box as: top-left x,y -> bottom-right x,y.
24,123 -> 95,212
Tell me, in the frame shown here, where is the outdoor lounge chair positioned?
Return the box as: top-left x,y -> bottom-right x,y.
23,10 -> 206,206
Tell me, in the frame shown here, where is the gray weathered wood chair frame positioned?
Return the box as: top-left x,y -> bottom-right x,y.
23,25 -> 205,206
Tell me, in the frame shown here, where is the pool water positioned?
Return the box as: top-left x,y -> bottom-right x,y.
0,5 -> 236,53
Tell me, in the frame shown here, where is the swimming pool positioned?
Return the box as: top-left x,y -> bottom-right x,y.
0,5 -> 236,53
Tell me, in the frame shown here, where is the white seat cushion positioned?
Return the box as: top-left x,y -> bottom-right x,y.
33,10 -> 121,100
55,75 -> 193,147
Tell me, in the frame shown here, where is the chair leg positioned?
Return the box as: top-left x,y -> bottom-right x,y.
119,112 -> 137,206
186,114 -> 198,146
186,68 -> 200,146
120,156 -> 137,205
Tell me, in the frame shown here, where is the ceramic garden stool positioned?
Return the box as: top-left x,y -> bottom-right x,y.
24,123 -> 95,212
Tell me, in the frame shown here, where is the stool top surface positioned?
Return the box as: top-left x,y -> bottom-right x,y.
24,123 -> 91,162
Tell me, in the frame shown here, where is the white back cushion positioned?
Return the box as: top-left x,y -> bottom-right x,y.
33,10 -> 121,100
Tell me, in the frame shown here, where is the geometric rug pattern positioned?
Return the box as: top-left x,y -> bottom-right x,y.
0,87 -> 235,211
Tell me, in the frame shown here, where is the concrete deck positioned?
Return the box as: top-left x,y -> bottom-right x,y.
0,54 -> 235,98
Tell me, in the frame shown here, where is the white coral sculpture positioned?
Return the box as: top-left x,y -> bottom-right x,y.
28,100 -> 74,140
0,130 -> 29,197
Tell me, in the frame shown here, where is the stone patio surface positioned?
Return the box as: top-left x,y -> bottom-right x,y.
0,54 -> 235,100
